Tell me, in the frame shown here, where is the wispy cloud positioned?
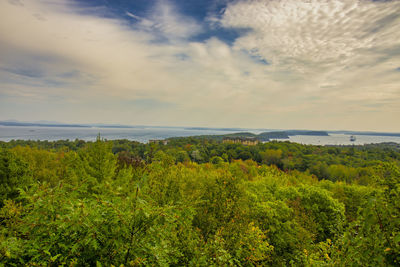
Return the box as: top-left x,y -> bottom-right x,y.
212,0 -> 400,129
0,0 -> 399,131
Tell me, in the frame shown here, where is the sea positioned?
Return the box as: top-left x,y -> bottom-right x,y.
1,126 -> 400,146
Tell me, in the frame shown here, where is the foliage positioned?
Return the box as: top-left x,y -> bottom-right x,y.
0,149 -> 32,207
0,138 -> 399,266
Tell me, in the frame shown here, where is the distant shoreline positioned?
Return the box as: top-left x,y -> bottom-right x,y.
0,122 -> 90,128
1,122 -> 400,138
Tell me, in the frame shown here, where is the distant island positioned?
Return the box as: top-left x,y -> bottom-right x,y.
0,121 -> 139,129
168,130 -> 329,142
0,121 -> 90,128
1,120 -> 400,138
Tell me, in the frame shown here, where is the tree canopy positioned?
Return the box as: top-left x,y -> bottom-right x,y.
0,138 -> 399,266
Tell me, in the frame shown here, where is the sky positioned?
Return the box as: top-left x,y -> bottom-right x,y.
0,0 -> 400,131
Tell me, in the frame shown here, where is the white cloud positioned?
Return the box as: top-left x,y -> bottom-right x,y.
0,0 -> 258,124
211,0 -> 400,129
132,0 -> 203,40
0,0 -> 400,131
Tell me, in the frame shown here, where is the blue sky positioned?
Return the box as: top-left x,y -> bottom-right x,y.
76,0 -> 244,44
1,0 -> 400,131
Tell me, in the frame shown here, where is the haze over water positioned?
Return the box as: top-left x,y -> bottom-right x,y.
0,126 -> 238,143
271,134 -> 400,146
1,126 -> 400,145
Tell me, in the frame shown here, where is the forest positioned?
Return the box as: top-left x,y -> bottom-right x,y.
0,136 -> 399,266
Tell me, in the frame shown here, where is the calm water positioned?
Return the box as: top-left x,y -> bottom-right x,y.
272,134 -> 400,146
1,126 -> 400,145
0,126 -> 239,143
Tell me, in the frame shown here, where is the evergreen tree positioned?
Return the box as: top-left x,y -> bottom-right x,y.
81,134 -> 117,183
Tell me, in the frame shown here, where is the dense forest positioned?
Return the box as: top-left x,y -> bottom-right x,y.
1,136 -> 399,266
175,130 -> 329,142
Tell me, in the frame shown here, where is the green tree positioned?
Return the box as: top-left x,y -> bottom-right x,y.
0,149 -> 32,206
81,135 -> 117,183
260,149 -> 282,167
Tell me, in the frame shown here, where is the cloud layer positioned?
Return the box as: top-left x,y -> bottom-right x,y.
1,0 -> 400,131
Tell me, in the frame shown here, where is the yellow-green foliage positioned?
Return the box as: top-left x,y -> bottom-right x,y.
0,139 -> 399,266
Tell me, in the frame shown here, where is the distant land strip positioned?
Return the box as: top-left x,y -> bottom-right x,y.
0,121 -> 90,128
168,130 -> 329,142
1,121 -> 400,137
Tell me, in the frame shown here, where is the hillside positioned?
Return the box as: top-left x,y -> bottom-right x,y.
0,138 -> 399,265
